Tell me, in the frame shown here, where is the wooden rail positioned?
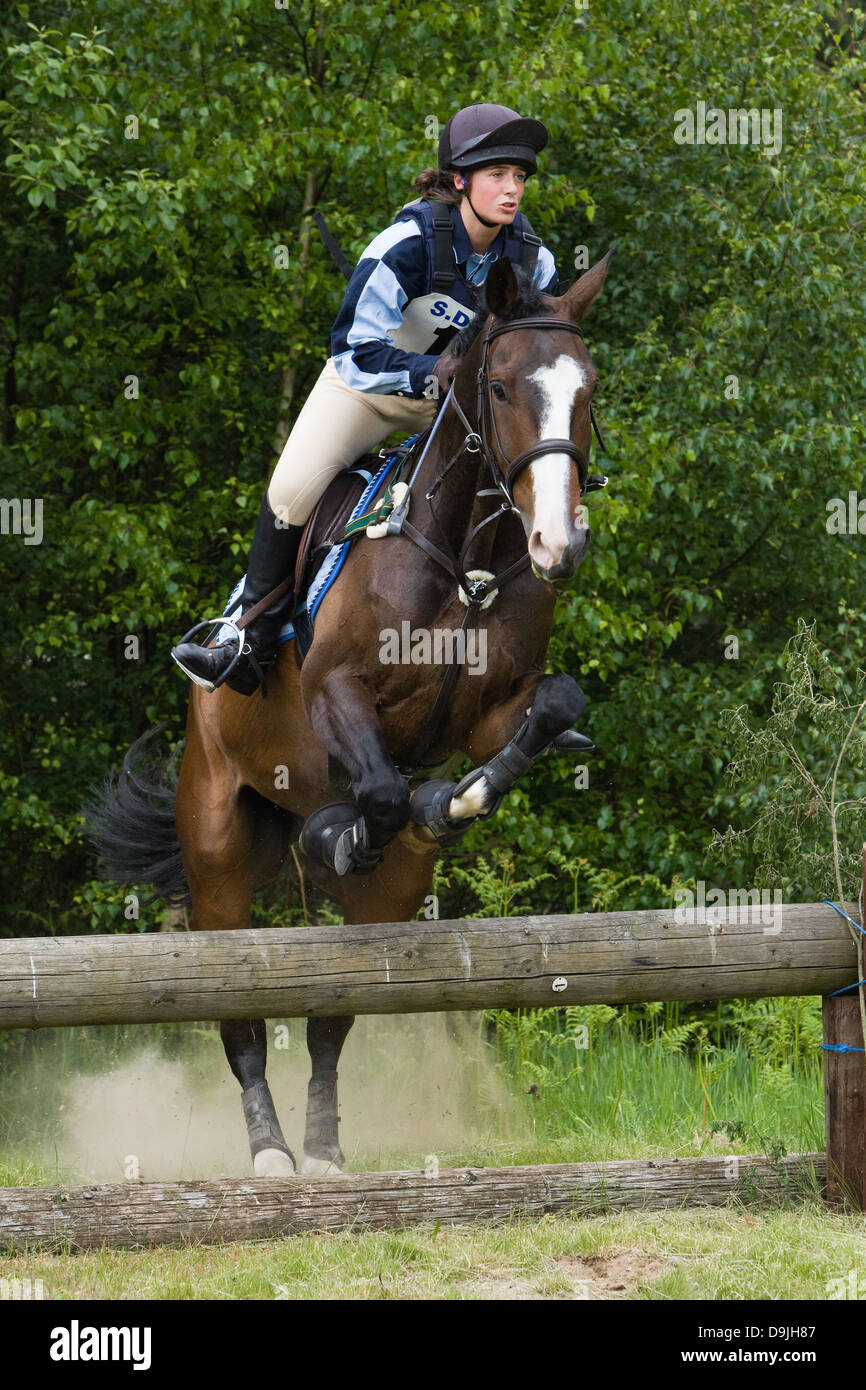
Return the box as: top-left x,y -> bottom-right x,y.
0,903 -> 858,1030
1,902 -> 861,1233
0,1155 -> 825,1251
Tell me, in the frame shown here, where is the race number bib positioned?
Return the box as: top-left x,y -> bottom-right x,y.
391,294 -> 476,356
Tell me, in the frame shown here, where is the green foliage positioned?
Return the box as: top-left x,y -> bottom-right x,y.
482,995 -> 823,1152
711,618 -> 866,902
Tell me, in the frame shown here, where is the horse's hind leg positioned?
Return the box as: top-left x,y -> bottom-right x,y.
221,1019 -> 296,1177
176,733 -> 296,1176
300,846 -> 438,1177
301,1016 -> 354,1178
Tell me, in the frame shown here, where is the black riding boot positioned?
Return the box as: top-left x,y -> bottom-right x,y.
171,495 -> 304,696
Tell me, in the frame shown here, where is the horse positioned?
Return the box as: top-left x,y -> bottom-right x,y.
88,250 -> 613,1179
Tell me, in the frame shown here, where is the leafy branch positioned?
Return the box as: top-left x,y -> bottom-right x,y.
711,618 -> 866,1046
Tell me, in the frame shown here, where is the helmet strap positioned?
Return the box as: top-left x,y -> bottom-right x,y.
463,189 -> 500,230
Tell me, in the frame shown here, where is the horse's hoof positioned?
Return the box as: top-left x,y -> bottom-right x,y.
300,1154 -> 346,1179
299,802 -> 382,876
551,728 -> 596,754
254,1147 -> 297,1177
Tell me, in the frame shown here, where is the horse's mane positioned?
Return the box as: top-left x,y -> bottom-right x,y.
451,267 -> 554,359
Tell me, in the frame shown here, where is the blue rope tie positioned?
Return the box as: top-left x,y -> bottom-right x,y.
821,899 -> 866,935
821,901 -> 866,1053
829,978 -> 866,996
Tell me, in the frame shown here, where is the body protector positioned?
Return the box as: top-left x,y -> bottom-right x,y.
329,199 -> 558,398
387,198 -> 543,357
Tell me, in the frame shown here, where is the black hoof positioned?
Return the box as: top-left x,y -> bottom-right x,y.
299,802 -> 383,876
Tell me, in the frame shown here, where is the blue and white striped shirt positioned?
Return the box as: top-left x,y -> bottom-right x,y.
330,202 -> 559,398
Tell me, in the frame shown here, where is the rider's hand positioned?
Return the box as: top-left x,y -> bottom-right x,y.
431,355 -> 458,396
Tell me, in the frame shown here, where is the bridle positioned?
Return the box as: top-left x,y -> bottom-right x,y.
386,312 -> 610,768
393,314 -> 607,536
454,315 -> 608,508
388,311 -> 609,597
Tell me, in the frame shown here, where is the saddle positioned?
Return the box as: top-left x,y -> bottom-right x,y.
293,457 -> 378,600
289,431 -> 428,657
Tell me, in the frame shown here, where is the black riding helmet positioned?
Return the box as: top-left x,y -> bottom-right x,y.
438,103 -> 549,175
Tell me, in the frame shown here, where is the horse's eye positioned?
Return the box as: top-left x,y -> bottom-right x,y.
491,381 -> 508,402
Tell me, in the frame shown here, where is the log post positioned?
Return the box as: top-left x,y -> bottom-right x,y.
822,846 -> 866,1209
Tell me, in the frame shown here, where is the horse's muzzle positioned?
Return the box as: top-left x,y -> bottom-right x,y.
530,529 -> 591,583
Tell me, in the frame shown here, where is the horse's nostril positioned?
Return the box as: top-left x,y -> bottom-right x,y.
529,532 -> 558,572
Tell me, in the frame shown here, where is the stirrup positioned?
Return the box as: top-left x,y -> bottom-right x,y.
171,617 -> 249,692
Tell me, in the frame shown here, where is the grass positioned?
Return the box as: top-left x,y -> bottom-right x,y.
1,1204 -> 864,1300
0,1008 -> 852,1300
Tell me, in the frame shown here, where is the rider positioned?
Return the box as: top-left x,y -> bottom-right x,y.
172,103 -> 560,695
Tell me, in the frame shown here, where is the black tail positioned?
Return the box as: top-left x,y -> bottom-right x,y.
83,725 -> 190,905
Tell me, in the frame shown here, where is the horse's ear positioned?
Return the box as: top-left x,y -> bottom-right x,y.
485,258 -> 520,318
559,245 -> 616,324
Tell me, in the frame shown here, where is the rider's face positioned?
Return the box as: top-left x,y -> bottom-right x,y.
458,165 -> 528,225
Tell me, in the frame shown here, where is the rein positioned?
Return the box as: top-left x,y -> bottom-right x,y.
390,313 -> 609,769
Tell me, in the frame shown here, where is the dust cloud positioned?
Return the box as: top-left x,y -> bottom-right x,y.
52,1014 -> 528,1182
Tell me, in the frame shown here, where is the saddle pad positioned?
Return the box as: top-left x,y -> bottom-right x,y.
216,443 -> 413,648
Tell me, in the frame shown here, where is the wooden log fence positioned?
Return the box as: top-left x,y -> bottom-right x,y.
0,900 -> 862,1247
0,1155 -> 826,1253
0,902 -> 858,1029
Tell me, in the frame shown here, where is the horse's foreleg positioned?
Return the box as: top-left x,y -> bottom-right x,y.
301,670 -> 410,873
411,672 -> 588,840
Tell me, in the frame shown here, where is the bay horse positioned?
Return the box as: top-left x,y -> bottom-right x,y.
89,250 -> 613,1179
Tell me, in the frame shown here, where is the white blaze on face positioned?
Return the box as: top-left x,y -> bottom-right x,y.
526,355 -> 586,571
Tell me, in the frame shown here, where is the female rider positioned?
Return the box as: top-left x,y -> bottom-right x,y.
172,103 -> 559,695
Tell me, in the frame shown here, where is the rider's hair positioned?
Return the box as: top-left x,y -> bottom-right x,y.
413,166 -> 464,204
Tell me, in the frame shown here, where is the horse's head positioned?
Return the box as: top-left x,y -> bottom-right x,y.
477,249 -> 613,581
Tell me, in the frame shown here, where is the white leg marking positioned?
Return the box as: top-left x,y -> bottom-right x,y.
301,1154 -> 346,1179
449,776 -> 493,820
526,355 -> 585,571
254,1147 -> 297,1177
